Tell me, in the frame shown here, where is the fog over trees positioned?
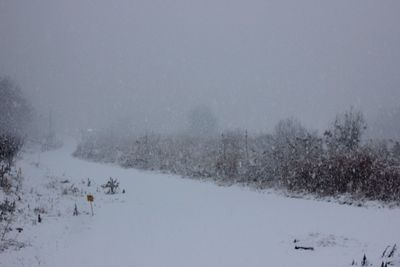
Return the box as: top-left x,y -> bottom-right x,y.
0,77 -> 31,136
0,0 -> 399,135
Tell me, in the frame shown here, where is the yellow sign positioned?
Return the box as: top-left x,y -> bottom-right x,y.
87,195 -> 94,202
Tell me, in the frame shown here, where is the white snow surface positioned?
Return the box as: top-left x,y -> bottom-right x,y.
1,138 -> 400,267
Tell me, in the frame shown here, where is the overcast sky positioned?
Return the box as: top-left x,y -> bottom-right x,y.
1,0 -> 399,134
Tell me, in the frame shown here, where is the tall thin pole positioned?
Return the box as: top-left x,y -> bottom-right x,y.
48,109 -> 53,138
245,130 -> 249,162
90,202 -> 94,216
222,133 -> 226,160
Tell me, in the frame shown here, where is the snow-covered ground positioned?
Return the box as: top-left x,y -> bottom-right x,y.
1,139 -> 399,267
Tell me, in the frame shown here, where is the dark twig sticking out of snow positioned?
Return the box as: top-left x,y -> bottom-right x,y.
382,246 -> 390,258
379,244 -> 397,267
361,254 -> 367,266
73,203 -> 79,216
388,244 -> 396,258
294,246 -> 314,251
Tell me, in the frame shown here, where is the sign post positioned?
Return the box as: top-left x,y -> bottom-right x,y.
86,194 -> 94,216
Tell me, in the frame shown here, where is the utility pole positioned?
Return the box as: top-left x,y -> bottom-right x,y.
222,133 -> 226,160
245,129 -> 249,163
48,109 -> 53,138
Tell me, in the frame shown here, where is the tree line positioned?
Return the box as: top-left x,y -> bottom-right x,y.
74,108 -> 400,202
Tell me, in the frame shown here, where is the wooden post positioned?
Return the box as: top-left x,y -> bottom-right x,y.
90,202 -> 94,216
87,195 -> 94,216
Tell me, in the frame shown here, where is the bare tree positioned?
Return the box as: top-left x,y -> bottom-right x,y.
0,76 -> 31,136
324,108 -> 367,153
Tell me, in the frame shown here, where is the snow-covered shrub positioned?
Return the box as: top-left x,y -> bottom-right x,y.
1,134 -> 23,192
0,199 -> 16,244
61,184 -> 82,196
1,76 -> 29,194
0,199 -> 15,222
101,177 -> 119,194
268,118 -> 323,191
392,141 -> 400,159
215,131 -> 246,181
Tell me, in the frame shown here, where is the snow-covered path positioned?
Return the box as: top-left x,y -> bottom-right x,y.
2,140 -> 400,267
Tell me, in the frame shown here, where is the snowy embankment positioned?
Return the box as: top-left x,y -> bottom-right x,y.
1,138 -> 399,267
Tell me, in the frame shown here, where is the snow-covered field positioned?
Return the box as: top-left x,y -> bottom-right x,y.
1,139 -> 399,267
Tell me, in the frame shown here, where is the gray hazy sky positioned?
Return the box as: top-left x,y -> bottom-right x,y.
1,0 -> 399,134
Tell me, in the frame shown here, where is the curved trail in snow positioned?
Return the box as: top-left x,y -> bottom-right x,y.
3,139 -> 400,267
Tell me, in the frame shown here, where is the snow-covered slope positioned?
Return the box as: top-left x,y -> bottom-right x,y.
1,139 -> 399,267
